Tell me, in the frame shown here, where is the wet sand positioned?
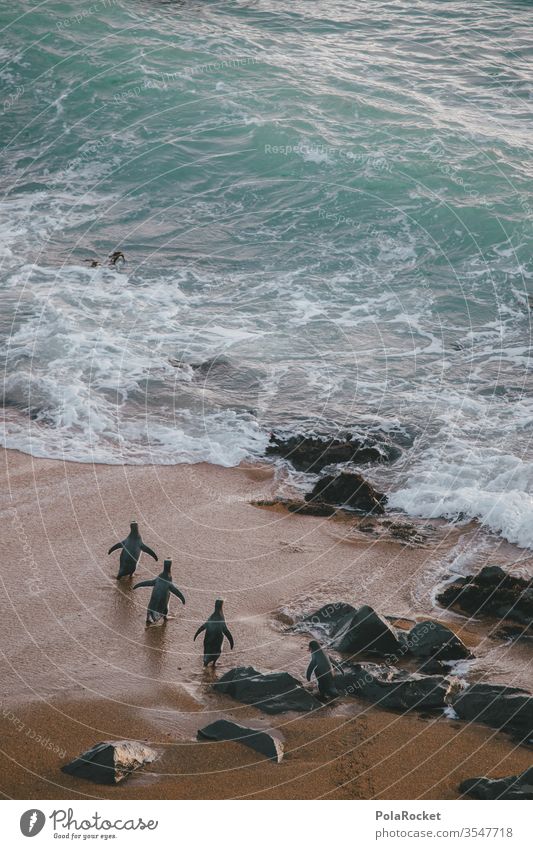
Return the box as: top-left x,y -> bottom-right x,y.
1,447 -> 531,799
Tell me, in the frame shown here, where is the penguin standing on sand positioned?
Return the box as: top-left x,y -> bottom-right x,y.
306,640 -> 341,699
108,521 -> 158,579
194,599 -> 234,667
133,559 -> 185,626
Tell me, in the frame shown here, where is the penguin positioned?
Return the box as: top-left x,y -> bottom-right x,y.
133,558 -> 185,626
306,640 -> 342,699
193,599 -> 234,666
108,521 -> 158,579
83,258 -> 100,267
109,250 -> 125,266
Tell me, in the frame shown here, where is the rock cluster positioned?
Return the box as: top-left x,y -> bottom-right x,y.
438,565 -> 533,630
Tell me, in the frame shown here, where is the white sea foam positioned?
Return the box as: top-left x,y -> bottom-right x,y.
390,444 -> 533,550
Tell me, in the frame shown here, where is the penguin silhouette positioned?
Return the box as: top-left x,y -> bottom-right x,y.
109,250 -> 125,266
108,521 -> 158,579
306,640 -> 342,699
194,599 -> 234,666
133,559 -> 185,626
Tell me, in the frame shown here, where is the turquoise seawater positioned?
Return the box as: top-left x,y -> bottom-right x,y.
1,1 -> 533,545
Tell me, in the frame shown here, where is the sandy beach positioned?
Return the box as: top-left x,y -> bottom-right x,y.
1,447 -> 531,799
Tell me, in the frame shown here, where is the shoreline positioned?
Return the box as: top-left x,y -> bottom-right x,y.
1,447 -> 531,799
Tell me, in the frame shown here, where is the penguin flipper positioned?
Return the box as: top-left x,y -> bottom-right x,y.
133,579 -> 156,590
194,623 -> 207,641
222,625 -> 234,649
141,544 -> 158,561
306,659 -> 316,682
108,542 -> 123,555
169,584 -> 186,604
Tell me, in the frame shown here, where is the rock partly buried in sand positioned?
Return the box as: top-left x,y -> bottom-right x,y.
266,431 -> 401,473
305,472 -> 387,514
460,766 -> 533,800
61,741 -> 157,785
336,663 -> 450,711
437,565 -> 533,630
406,621 -> 472,662
198,719 -> 284,762
214,667 -> 321,714
451,684 -> 533,745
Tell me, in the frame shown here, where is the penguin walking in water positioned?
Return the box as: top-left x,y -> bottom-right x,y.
194,599 -> 234,667
108,521 -> 158,579
306,640 -> 342,700
133,559 -> 185,626
109,250 -> 125,266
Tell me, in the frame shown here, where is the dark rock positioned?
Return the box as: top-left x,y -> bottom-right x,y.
437,566 -> 533,629
330,604 -> 403,657
407,621 -> 472,662
417,659 -> 451,675
305,472 -> 387,514
452,684 -> 533,745
252,498 -> 336,517
302,602 -> 357,637
61,741 -> 157,785
197,719 -> 284,762
213,667 -> 321,714
460,766 -> 533,800
478,565 -> 507,584
266,431 -> 401,473
285,499 -> 336,517
491,624 -> 533,644
387,521 -> 426,544
336,663 -> 450,711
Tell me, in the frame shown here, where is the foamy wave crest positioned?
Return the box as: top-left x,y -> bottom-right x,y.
3,401 -> 267,466
390,446 -> 533,550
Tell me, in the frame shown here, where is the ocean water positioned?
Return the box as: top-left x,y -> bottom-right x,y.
1,1 -> 533,546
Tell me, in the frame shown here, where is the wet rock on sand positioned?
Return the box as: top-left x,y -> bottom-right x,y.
459,766 -> 533,800
253,498 -> 337,517
437,565 -> 533,630
451,683 -> 533,745
61,741 -> 157,785
304,604 -> 402,657
336,663 -> 451,711
266,431 -> 401,473
213,667 -> 321,714
303,604 -> 472,665
305,472 -> 387,514
406,620 -> 472,662
198,719 -> 284,762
